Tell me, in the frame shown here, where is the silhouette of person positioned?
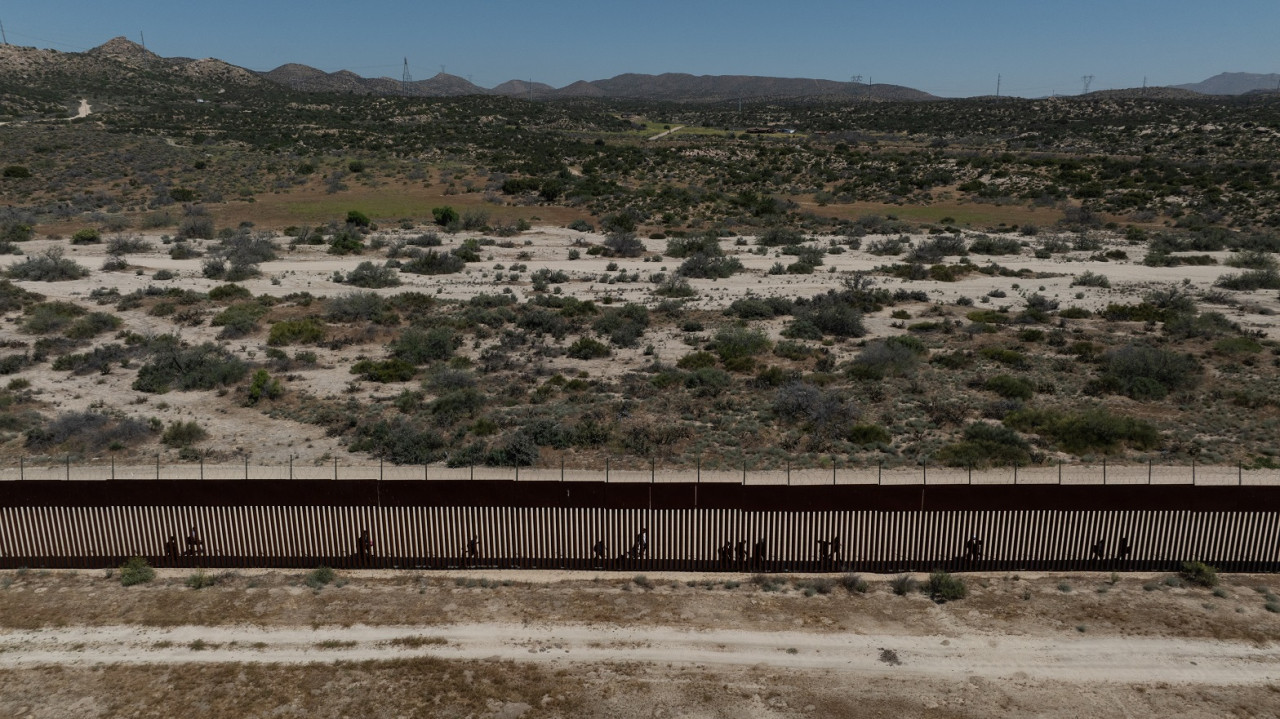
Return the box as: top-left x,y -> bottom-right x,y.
460,535 -> 479,567
1091,538 -> 1106,559
735,540 -> 748,563
830,536 -> 842,561
357,529 -> 373,563
718,541 -> 733,564
592,539 -> 606,561
964,535 -> 982,561
817,538 -> 833,561
1117,537 -> 1131,560
164,535 -> 179,563
632,527 -> 649,559
184,526 -> 204,556
752,539 -> 767,567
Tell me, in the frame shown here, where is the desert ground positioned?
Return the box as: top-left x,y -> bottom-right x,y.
1,567 -> 1278,717
1,223 -> 1274,471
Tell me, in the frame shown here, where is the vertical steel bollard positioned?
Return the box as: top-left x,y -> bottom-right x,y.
289,456 -> 293,480
66,455 -> 70,481
605,457 -> 609,484
831,460 -> 835,486
877,460 -> 881,485
1058,460 -> 1062,485
1013,462 -> 1017,485
787,459 -> 790,486
1148,459 -> 1152,485
1192,458 -> 1196,485
922,459 -> 927,486
245,455 -> 249,480
470,462 -> 474,481
515,461 -> 519,482
968,462 -> 972,485
1239,462 -> 1243,486
110,456 -> 114,481
200,455 -> 203,481
1103,458 -> 1107,485
742,460 -> 746,485
19,456 -> 22,481
334,456 -> 338,480
696,455 -> 700,484
650,457 -> 654,484
380,459 -> 383,481
156,454 -> 160,480
560,457 -> 564,482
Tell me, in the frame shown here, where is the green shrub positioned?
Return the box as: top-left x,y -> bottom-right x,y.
6,248 -> 89,281
162,420 -> 208,448
712,327 -> 771,366
392,327 -> 458,364
936,423 -> 1031,467
64,312 -> 122,339
1216,269 -> 1280,291
978,347 -> 1027,368
350,416 -> 446,464
208,283 -> 253,302
120,556 -> 156,586
847,424 -> 891,445
133,340 -> 248,394
890,574 -> 916,596
401,249 -> 466,275
327,291 -> 398,325
267,318 -> 326,346
1071,270 -> 1111,288
927,570 -> 967,602
431,206 -> 459,226
1213,336 -> 1262,355
848,337 -> 924,379
676,351 -> 718,370
71,228 -> 102,244
211,302 -> 269,339
351,358 -> 416,383
1100,344 -> 1200,400
305,566 -> 336,589
838,573 -> 869,593
185,570 -> 218,589
3,165 -> 31,179
1004,407 -> 1159,455
21,301 -> 85,334
1179,561 -> 1219,588
567,337 -> 611,359
247,369 -> 283,402
346,209 -> 371,227
985,374 -> 1034,400
343,261 -> 399,288
328,227 -> 365,255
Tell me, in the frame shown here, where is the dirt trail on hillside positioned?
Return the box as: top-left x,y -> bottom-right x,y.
3,622 -> 1278,686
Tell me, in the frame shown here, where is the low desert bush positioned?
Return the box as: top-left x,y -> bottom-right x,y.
1179,561 -> 1219,588
927,570 -> 967,602
890,574 -> 916,596
119,556 -> 156,586
6,248 -> 89,281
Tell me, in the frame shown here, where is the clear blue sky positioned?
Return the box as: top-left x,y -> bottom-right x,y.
5,0 -> 1278,97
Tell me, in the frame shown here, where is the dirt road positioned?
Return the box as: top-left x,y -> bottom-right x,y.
3,622 -> 1278,686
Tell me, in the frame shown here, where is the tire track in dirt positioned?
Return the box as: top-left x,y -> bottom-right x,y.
2,623 -> 1278,686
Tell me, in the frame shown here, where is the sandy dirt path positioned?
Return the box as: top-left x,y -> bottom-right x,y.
4,623 -> 1278,686
648,125 -> 684,140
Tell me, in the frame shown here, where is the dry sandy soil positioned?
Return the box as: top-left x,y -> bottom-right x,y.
1,568 -> 1279,717
3,224 -> 1275,469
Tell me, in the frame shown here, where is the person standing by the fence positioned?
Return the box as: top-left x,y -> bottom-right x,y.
357,529 -> 373,565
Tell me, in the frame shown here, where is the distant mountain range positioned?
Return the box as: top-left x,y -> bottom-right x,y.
1173,72 -> 1280,96
3,37 -> 1279,103
263,65 -> 936,103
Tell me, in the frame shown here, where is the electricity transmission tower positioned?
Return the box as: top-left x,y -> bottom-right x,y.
1,19 -> 9,45
996,74 -> 1001,98
401,58 -> 412,96
850,75 -> 863,101
1081,75 -> 1094,95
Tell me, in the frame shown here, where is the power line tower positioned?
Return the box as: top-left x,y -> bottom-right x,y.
139,31 -> 145,49
401,57 -> 412,96
1,19 -> 9,45
1081,75 -> 1094,95
996,74 -> 1001,98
